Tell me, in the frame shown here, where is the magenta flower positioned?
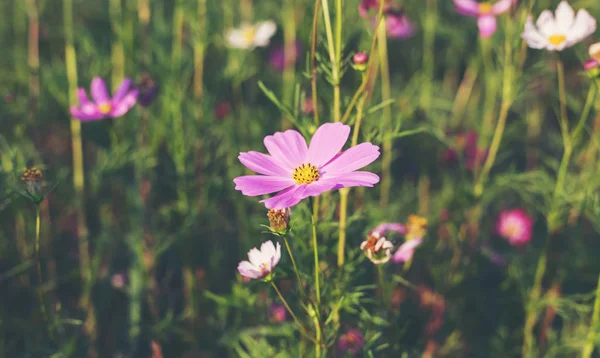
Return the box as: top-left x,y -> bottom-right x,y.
338,329 -> 365,355
496,209 -> 533,247
392,238 -> 422,263
233,122 -> 380,209
359,0 -> 391,18
385,10 -> 415,39
269,304 -> 287,323
269,41 -> 302,72
371,222 -> 406,236
237,240 -> 281,280
70,77 -> 139,121
453,0 -> 515,38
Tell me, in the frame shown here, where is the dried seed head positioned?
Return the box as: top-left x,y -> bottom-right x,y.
267,208 -> 291,233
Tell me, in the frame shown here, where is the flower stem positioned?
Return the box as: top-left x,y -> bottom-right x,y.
282,0 -> 297,129
283,236 -> 307,298
63,0 -> 96,352
552,58 -> 571,203
311,307 -> 322,358
582,274 -> 600,358
34,205 -> 52,340
310,0 -> 321,125
377,264 -> 388,307
377,18 -> 392,208
420,0 -> 437,112
271,282 -> 316,343
337,188 -> 349,268
522,239 -> 548,357
311,197 -> 321,307
473,18 -> 513,196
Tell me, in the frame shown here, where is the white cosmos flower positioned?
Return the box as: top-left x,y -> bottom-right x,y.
237,240 -> 281,280
226,21 -> 277,49
360,232 -> 394,265
522,1 -> 596,51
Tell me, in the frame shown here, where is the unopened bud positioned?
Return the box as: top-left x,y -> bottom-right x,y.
352,52 -> 369,72
584,59 -> 600,78
589,42 -> 600,62
267,208 -> 291,234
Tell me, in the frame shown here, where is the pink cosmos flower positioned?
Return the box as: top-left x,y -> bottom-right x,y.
392,238 -> 423,263
237,240 -> 281,280
453,0 -> 515,38
269,304 -> 287,323
233,122 -> 380,209
70,77 -> 139,121
269,41 -> 302,72
385,10 -> 416,39
359,0 -> 391,19
371,222 -> 406,236
338,329 -> 365,355
443,130 -> 487,171
496,209 -> 533,247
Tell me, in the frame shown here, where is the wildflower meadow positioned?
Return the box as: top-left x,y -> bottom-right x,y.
3,0 -> 600,356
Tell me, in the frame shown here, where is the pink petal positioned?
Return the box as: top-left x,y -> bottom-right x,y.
478,15 -> 497,38
372,223 -> 406,236
112,78 -> 133,102
492,0 -> 513,14
321,143 -> 380,175
238,151 -> 290,176
238,261 -> 262,279
248,248 -> 264,267
70,106 -> 104,121
307,122 -> 351,167
263,130 -> 308,170
90,77 -> 110,104
321,171 -> 380,187
261,185 -> 306,209
303,179 -> 338,197
454,0 -> 479,16
392,238 -> 422,263
233,175 -> 295,196
110,89 -> 138,117
77,88 -> 93,106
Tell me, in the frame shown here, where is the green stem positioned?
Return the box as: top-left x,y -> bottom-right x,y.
311,197 -> 321,307
321,0 -> 338,122
473,17 -> 513,196
377,264 -> 388,307
283,236 -> 307,298
337,189 -> 349,267
311,307 -> 322,357
311,0 -> 321,125
377,18 -> 392,208
35,205 -> 52,340
582,274 -> 600,358
522,239 -> 548,357
271,282 -> 316,343
282,0 -> 297,129
553,58 -> 571,203
420,0 -> 437,112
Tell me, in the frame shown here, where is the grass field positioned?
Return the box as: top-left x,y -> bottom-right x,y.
2,0 -> 600,356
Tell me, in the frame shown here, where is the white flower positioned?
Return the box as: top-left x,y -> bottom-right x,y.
522,1 -> 596,51
226,21 -> 277,49
360,232 -> 394,264
237,240 -> 281,280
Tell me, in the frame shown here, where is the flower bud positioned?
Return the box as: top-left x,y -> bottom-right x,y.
584,59 -> 600,78
352,52 -> 369,72
589,42 -> 600,62
267,208 -> 291,234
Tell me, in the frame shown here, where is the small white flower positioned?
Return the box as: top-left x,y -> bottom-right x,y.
522,1 -> 596,51
589,42 -> 600,61
360,232 -> 394,264
226,20 -> 277,49
237,240 -> 281,280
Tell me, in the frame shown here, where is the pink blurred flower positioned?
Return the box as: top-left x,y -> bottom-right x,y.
269,304 -> 287,323
233,122 -> 380,209
453,0 -> 515,38
111,273 -> 127,289
370,222 -> 406,236
385,10 -> 415,39
302,97 -> 314,114
215,101 -> 231,120
497,209 -> 533,247
443,130 -> 487,171
392,238 -> 422,263
237,240 -> 281,280
359,0 -> 391,18
70,77 -> 139,121
269,41 -> 302,72
338,329 -> 365,355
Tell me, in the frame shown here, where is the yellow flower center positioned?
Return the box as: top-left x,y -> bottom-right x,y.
505,223 -> 519,237
259,263 -> 270,274
548,34 -> 567,46
242,27 -> 256,43
99,103 -> 112,114
292,163 -> 320,184
478,2 -> 493,14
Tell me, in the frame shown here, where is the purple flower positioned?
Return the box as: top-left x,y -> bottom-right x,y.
453,0 -> 515,38
385,10 -> 415,39
269,41 -> 302,72
269,304 -> 287,323
233,122 -> 380,209
392,238 -> 422,263
70,77 -> 139,121
338,329 -> 365,355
